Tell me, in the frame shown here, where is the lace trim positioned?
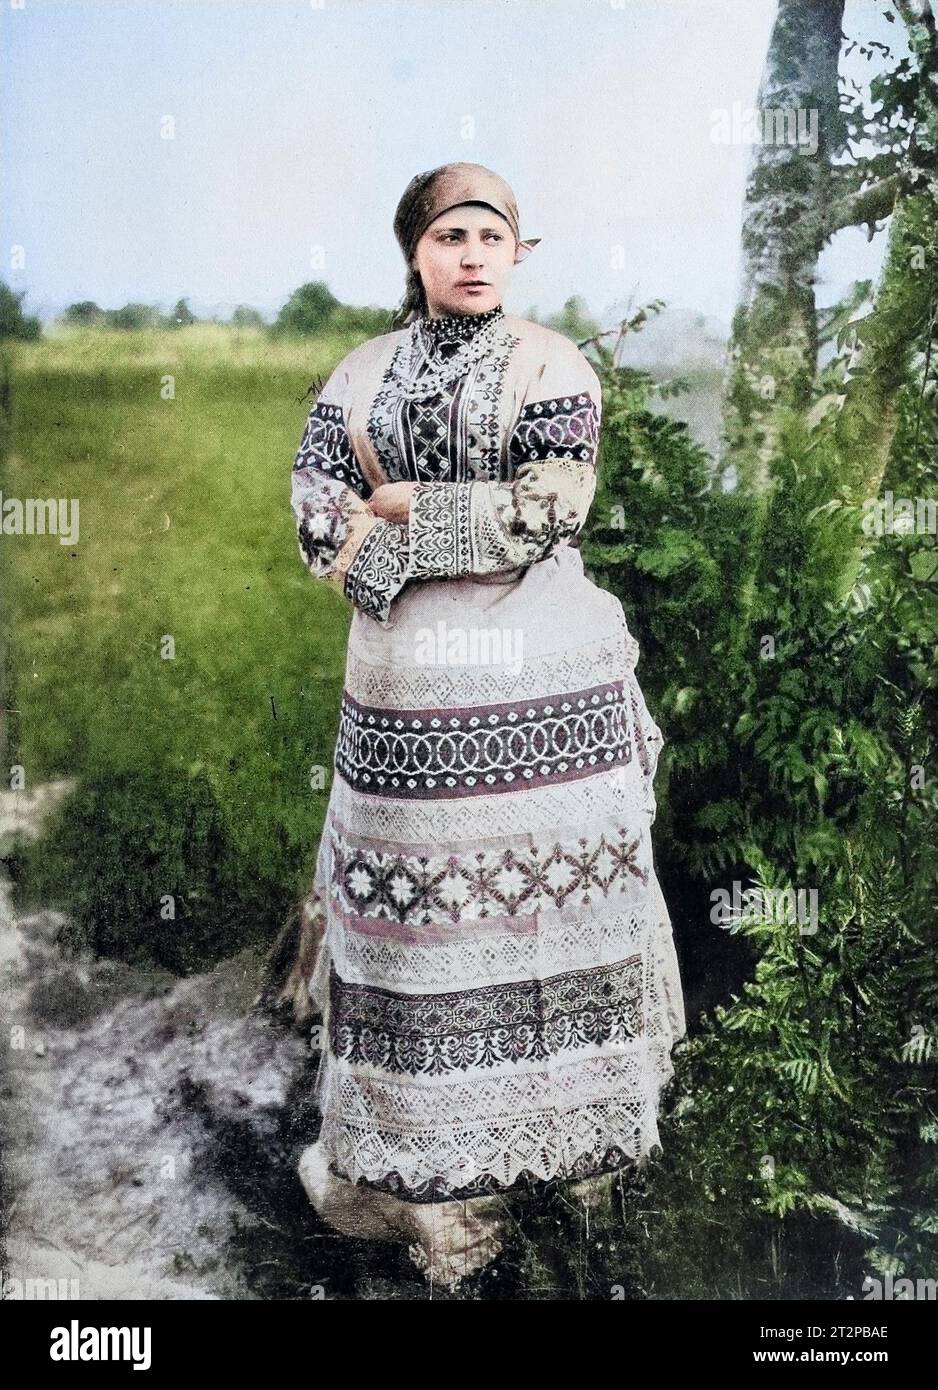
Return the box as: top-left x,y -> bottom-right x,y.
344,628 -> 640,705
316,1046 -> 679,1201
324,765 -> 652,847
333,903 -> 658,994
332,1142 -> 634,1203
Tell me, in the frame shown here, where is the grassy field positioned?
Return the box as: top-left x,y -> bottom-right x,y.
2,324 -> 363,967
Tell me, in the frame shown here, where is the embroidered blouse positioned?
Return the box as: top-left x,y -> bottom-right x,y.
290,303 -> 602,623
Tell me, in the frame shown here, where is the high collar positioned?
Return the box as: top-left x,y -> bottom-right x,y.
416,302 -> 505,347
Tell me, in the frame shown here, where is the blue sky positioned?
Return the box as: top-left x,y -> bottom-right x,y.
0,0 -> 905,326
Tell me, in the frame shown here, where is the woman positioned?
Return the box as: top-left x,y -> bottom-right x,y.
276,162 -> 686,1290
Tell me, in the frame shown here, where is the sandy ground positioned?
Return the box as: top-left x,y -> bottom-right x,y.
0,786 -> 449,1301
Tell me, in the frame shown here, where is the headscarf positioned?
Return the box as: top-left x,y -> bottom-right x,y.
390,162 -> 541,328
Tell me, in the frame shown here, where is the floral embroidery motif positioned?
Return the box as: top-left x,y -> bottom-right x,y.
328,954 -> 645,1076
293,471 -> 357,579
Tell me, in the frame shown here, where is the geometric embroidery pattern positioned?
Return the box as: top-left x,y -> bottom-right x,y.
293,398 -> 368,492
508,393 -> 600,467
334,682 -> 632,798
366,310 -> 519,484
331,825 -> 648,924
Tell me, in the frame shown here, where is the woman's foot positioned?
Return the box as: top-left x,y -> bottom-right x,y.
298,1141 -> 404,1242
298,1141 -> 506,1289
402,1197 -> 506,1291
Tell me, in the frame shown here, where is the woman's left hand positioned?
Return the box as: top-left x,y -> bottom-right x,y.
370,482 -> 417,524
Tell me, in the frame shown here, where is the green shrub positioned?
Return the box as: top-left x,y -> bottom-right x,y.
6,765 -> 274,973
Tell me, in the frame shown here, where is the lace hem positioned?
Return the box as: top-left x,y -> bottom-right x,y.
314,1042 -> 678,1202
329,1140 -> 639,1204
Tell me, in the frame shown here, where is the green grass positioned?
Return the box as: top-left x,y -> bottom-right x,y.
2,324 -> 363,967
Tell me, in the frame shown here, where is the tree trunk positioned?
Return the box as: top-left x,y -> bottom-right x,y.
716,0 -> 848,496
831,1 -> 938,505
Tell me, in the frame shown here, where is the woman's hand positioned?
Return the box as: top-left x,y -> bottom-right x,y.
370,481 -> 417,525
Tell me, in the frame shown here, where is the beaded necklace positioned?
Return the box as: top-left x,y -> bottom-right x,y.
388,303 -> 507,402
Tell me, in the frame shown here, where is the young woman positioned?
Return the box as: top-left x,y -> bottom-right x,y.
276,162 -> 686,1290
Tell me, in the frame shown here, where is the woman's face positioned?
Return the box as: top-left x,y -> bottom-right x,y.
412,202 -> 516,317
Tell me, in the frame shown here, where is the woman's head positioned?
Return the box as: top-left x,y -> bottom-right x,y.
391,162 -> 539,325
410,202 -> 516,319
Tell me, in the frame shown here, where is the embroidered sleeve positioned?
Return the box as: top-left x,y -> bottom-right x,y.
291,367 -> 409,625
407,349 -> 601,581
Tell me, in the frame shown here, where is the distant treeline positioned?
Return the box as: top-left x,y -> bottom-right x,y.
0,278 -> 603,344
0,280 -> 393,341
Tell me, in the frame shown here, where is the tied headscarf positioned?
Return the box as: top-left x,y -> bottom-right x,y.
391,162 -> 541,327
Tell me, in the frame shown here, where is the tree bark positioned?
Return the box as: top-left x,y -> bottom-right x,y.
830,0 -> 938,505
716,0 -> 848,496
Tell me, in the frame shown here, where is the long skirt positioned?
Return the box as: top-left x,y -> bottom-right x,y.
296,543 -> 686,1287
